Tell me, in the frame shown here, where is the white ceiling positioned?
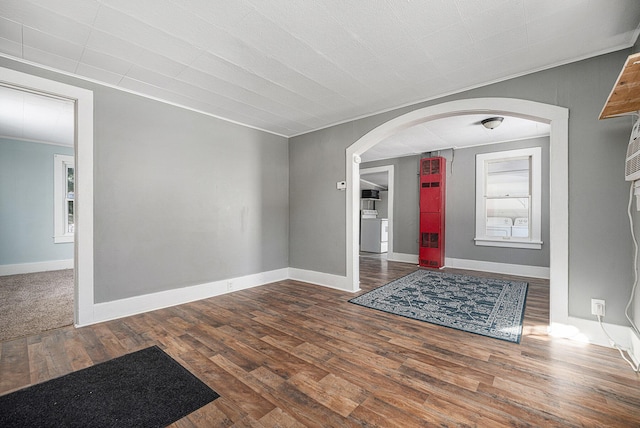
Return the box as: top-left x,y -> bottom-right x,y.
361,171 -> 389,191
0,85 -> 74,146
362,113 -> 550,162
0,0 -> 638,141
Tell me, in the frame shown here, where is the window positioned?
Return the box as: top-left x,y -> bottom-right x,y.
475,147 -> 542,249
54,154 -> 74,243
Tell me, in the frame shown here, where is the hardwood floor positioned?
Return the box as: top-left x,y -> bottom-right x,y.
2,258 -> 640,427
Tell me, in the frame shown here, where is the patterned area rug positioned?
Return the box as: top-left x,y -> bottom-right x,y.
350,270 -> 528,343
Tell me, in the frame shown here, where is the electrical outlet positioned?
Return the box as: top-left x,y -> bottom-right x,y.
591,298 -> 606,317
227,280 -> 233,291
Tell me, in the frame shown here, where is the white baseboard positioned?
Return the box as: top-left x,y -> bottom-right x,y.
69,260 -> 640,368
445,257 -> 550,279
85,267 -> 356,327
288,268 -> 353,292
80,258 -> 640,371
86,268 -> 289,326
387,252 -> 419,264
374,254 -> 549,279
550,316 -> 636,351
0,259 -> 74,276
630,329 -> 640,367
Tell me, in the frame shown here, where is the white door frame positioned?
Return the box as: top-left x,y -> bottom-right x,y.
0,66 -> 94,326
346,98 -> 569,328
360,165 -> 394,257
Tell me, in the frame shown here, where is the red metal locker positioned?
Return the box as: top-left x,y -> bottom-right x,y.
419,157 -> 445,268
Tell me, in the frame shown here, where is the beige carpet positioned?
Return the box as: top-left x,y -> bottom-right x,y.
0,269 -> 74,342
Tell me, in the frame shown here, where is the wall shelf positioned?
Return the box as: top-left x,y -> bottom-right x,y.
600,52 -> 640,119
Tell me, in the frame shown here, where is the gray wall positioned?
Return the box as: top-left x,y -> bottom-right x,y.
446,137 -> 550,267
361,155 -> 420,255
0,138 -> 74,265
289,123 -> 352,275
289,50 -> 633,325
93,88 -> 289,302
375,191 -> 388,219
2,48 -> 635,325
0,57 -> 289,303
360,136 -> 550,268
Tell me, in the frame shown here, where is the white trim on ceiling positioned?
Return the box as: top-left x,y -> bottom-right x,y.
0,53 -> 289,138
290,44 -> 635,138
1,40 -> 636,140
0,134 -> 74,147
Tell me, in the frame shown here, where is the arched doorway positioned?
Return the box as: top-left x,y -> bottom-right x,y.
345,98 -> 569,327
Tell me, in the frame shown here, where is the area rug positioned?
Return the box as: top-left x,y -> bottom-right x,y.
350,270 -> 528,343
0,346 -> 219,428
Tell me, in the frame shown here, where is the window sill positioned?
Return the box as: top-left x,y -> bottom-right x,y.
54,235 -> 74,244
474,237 -> 542,250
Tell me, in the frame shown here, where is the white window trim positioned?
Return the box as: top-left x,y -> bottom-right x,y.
54,154 -> 74,243
475,147 -> 542,250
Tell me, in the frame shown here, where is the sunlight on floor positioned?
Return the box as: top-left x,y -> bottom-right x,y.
521,324 -> 551,338
548,322 -> 591,344
521,324 -> 593,348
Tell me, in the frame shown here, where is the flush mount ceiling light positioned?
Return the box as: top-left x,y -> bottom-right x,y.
481,117 -> 504,129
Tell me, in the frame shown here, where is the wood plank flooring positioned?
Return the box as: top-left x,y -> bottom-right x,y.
2,258 -> 640,427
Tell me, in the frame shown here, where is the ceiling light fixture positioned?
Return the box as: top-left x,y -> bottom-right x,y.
481,117 -> 504,129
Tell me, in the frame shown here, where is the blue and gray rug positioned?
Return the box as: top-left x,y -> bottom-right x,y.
349,270 -> 528,343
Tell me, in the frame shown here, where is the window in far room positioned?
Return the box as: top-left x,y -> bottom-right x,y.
54,154 -> 74,243
475,147 -> 542,249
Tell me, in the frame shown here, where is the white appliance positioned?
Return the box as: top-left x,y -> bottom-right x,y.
361,209 -> 378,219
625,117 -> 640,181
486,217 -> 512,237
361,218 -> 388,253
511,217 -> 529,238
624,117 -> 640,210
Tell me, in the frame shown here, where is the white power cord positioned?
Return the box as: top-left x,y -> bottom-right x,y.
625,181 -> 640,339
597,313 -> 638,372
597,181 -> 640,372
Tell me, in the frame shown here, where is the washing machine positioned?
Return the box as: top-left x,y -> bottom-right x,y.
511,217 -> 529,238
486,217 -> 512,237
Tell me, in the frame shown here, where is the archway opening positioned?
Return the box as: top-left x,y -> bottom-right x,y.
345,98 -> 569,327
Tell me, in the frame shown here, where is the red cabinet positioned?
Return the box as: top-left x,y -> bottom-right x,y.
419,157 -> 445,268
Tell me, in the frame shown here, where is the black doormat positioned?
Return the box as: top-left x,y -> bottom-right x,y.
0,346 -> 219,428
